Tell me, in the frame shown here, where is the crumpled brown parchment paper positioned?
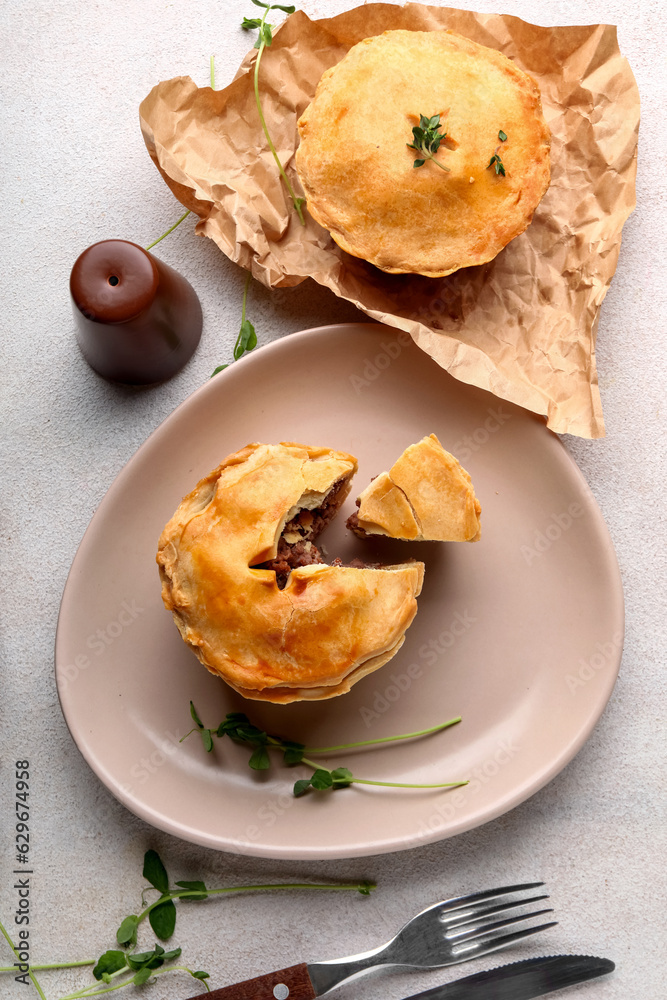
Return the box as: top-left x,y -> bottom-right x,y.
139,3 -> 639,438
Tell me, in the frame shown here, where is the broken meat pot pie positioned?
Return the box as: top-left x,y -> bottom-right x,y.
157,442 -> 423,703
157,438 -> 481,704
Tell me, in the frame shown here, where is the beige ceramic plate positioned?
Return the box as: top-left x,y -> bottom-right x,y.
55,323 -> 624,859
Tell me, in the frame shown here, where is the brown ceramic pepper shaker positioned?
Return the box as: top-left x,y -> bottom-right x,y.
70,239 -> 202,384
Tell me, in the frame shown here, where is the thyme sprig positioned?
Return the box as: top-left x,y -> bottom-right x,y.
184,702 -> 466,797
407,114 -> 451,172
488,129 -> 508,176
487,153 -> 506,176
242,1 -> 305,223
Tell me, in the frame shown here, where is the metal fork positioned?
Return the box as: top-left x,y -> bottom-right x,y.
188,882 -> 556,999
307,881 -> 556,995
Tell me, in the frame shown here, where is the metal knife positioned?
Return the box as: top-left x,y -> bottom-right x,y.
402,955 -> 615,1000
189,954 -> 614,1000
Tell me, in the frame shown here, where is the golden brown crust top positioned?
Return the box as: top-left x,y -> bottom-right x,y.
157,442 -> 424,703
355,434 -> 482,542
296,29 -> 551,276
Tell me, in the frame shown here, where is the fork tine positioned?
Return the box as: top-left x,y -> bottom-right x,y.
438,882 -> 545,914
440,894 -> 550,927
451,920 -> 559,960
445,908 -> 555,942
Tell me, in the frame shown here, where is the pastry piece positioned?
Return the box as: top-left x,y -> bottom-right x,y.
348,435 -> 481,542
157,442 -> 424,703
296,29 -> 551,277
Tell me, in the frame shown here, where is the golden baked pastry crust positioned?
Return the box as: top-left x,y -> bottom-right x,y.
157,442 -> 424,703
296,29 -> 551,277
353,434 -> 482,542
354,471 -> 421,540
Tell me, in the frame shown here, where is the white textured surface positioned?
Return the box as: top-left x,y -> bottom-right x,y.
0,1 -> 665,998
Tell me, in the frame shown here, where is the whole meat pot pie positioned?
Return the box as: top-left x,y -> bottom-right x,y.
348,435 -> 482,542
157,442 -> 423,703
295,29 -> 551,277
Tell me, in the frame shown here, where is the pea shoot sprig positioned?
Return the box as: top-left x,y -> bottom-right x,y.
488,129 -> 508,176
242,1 -> 305,224
144,213 -> 258,382
85,942 -> 206,996
184,703 -> 467,797
0,850 -> 374,999
211,271 -> 258,377
407,114 -> 451,172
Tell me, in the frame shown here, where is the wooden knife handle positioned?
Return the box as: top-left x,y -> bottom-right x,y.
186,963 -> 317,1000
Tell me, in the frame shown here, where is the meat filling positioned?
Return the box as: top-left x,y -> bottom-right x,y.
283,475 -> 349,543
345,498 -> 369,537
256,478 -> 378,588
260,537 -> 326,589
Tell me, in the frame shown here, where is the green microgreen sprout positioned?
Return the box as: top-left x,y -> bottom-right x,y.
1,905 -> 207,1000
184,702 -> 467,797
144,209 -> 192,252
0,849 -> 374,998
0,918 -> 48,999
211,271 -> 258,377
407,114 -> 451,172
140,57 -> 214,256
488,131 -> 508,176
242,1 -> 305,224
